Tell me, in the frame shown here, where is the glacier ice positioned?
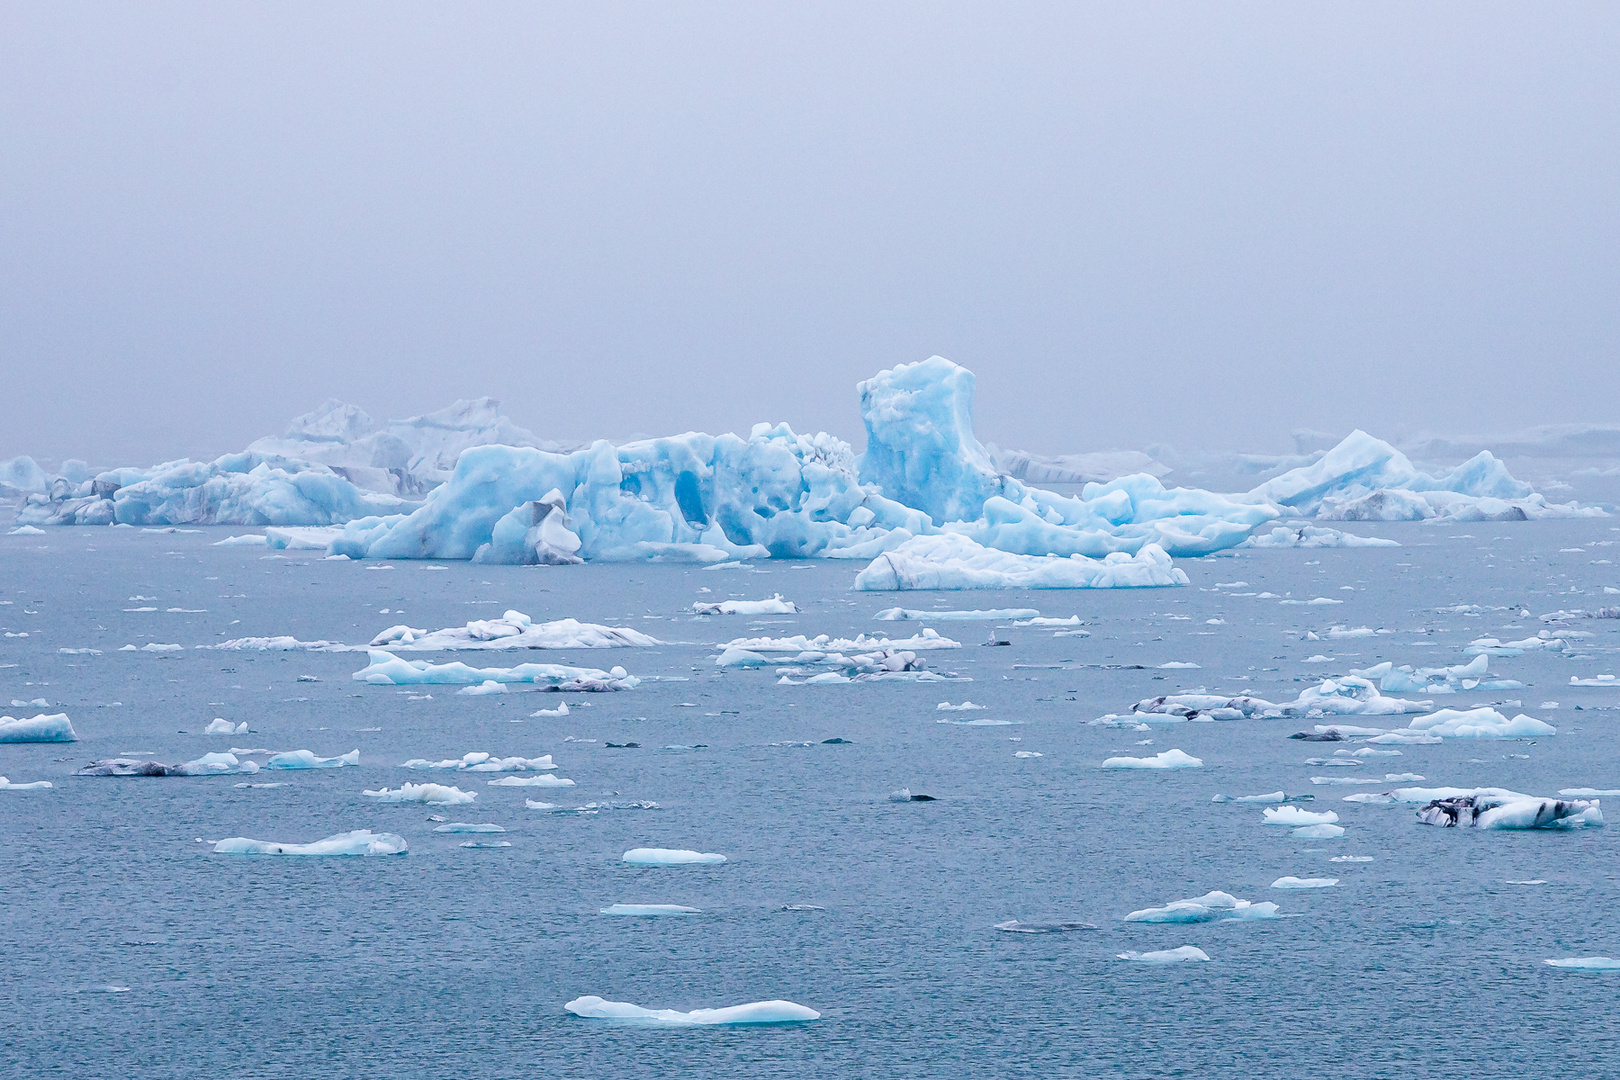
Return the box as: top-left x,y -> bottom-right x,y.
0,777 -> 53,791
1464,633 -> 1569,657
75,752 -> 258,777
936,701 -> 986,711
1117,946 -> 1211,963
264,749 -> 360,769
488,774 -> 575,787
691,594 -> 797,616
1271,877 -> 1339,889
1293,823 -> 1346,838
875,607 -> 1039,621
0,713 -> 77,743
213,830 -> 407,856
1129,679 -> 1430,722
362,783 -> 476,804
433,822 -> 505,833
369,612 -> 660,650
1102,749 -> 1203,769
203,718 -> 248,735
622,848 -> 726,866
855,534 -> 1188,591
563,995 -> 818,1024
1545,957 -> 1620,970
1210,791 -> 1286,804
1239,525 -> 1399,549
1262,807 -> 1338,826
718,630 -> 960,656
1348,654 -> 1522,694
1417,793 -> 1602,829
600,904 -> 701,916
352,650 -> 639,691
1404,707 -> 1556,739
1123,891 -> 1279,923
403,752 -> 555,772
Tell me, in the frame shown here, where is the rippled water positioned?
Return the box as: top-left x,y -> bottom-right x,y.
3,521 -> 1620,1077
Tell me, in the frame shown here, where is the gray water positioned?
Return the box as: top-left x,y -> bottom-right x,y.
3,522 -> 1620,1077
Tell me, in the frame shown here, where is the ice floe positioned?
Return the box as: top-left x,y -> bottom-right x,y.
936,700 -> 986,711
1464,633 -> 1569,657
692,595 -> 797,616
1545,958 -> 1620,970
362,783 -> 476,804
622,848 -> 726,866
264,749 -> 359,769
0,713 -> 77,743
432,822 -> 505,833
1102,749 -> 1203,769
1348,655 -> 1522,694
0,777 -> 53,791
1117,946 -> 1211,963
1123,891 -> 1279,923
352,650 -> 639,691
1404,707 -> 1556,739
601,904 -> 701,916
854,534 -> 1188,591
1210,791 -> 1286,804
369,612 -> 660,650
1239,525 -> 1399,549
76,752 -> 258,777
203,718 -> 248,735
1129,679 -> 1431,722
214,830 -> 406,856
1293,823 -> 1346,838
1262,807 -> 1339,826
1416,793 -> 1602,829
876,607 -> 1038,621
992,919 -> 1097,933
1271,877 -> 1339,889
402,752 -> 555,772
563,996 -> 818,1024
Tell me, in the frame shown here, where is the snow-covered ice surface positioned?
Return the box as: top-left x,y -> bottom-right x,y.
6,519 -> 1620,1077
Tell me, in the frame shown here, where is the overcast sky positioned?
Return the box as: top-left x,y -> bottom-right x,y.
3,2 -> 1616,466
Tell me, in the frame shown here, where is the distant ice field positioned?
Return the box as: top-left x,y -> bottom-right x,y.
3,521 -> 1620,1077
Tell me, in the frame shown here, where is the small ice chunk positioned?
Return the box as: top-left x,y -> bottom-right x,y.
1271,877 -> 1339,889
1123,891 -> 1279,923
203,718 -> 248,735
623,848 -> 726,866
0,713 -> 77,743
601,904 -> 702,916
1102,749 -> 1202,769
265,749 -> 359,770
1116,946 -> 1211,963
213,830 -> 406,856
1211,792 -> 1286,804
487,774 -> 575,787
1330,856 -> 1374,862
692,594 -> 798,616
936,701 -> 987,711
1293,823 -> 1346,838
563,995 -> 818,1024
0,777 -> 53,791
362,783 -> 475,804
992,919 -> 1097,933
1262,807 -> 1339,826
433,822 -> 505,833
457,680 -> 508,696
1545,958 -> 1620,970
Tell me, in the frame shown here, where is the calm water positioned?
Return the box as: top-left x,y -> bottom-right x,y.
2,521 -> 1619,1077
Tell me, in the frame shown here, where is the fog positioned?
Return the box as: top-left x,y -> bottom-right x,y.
3,2 -> 1616,466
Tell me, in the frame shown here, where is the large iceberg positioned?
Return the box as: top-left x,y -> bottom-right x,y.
0,713 -> 77,743
563,996 -> 819,1024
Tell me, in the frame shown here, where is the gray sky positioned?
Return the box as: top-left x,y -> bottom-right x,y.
3,2 -> 1616,466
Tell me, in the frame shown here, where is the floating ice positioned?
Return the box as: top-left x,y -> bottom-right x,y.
563,995 -> 818,1024
0,713 -> 77,743
876,607 -> 1038,621
76,752 -> 258,777
433,822 -> 505,833
1239,525 -> 1399,549
1293,823 -> 1346,838
1404,707 -> 1555,739
855,534 -> 1188,591
1131,679 -> 1431,722
1123,891 -> 1278,923
213,533 -> 268,546
457,681 -> 507,696
692,595 -> 797,616
369,612 -> 660,650
0,777 -> 53,791
937,717 -> 1013,726
529,799 -> 657,812
1210,791 -> 1286,804
719,630 -> 960,656
362,783 -> 475,804
1262,807 -> 1339,826
1117,946 -> 1211,963
1570,675 -> 1619,687
936,701 -> 987,711
8,524 -> 46,535
1102,749 -> 1203,769
1417,793 -> 1602,829
600,904 -> 701,916
208,636 -> 348,651
1545,958 -> 1620,970
1271,877 -> 1339,889
352,650 -> 639,691
1349,654 -> 1523,694
204,719 -> 249,735
488,774 -> 575,787
623,848 -> 726,866
213,830 -> 407,856
1464,633 -> 1569,657
993,920 -> 1097,933
403,752 -> 555,772
265,749 -> 359,769
1560,788 -> 1620,797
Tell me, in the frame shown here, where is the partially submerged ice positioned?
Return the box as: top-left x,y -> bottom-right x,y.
692,594 -> 798,616
1128,678 -> 1433,722
0,713 -> 76,743
76,752 -> 258,777
352,651 -> 639,691
563,996 -> 819,1024
1117,946 -> 1211,963
853,534 -> 1188,591
369,611 -> 660,651
362,782 -> 476,804
622,848 -> 726,866
213,830 -> 407,856
264,749 -> 359,770
1102,749 -> 1203,769
1123,891 -> 1279,923
403,752 -> 555,772
1416,792 -> 1602,829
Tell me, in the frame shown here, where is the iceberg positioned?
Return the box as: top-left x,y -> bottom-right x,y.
1123,891 -> 1279,923
368,612 -> 660,650
600,904 -> 701,916
1404,707 -> 1555,739
936,701 -> 986,711
0,713 -> 77,743
362,783 -> 475,804
992,919 -> 1097,933
352,650 -> 639,691
718,631 -> 960,655
264,749 -> 359,770
1417,793 -> 1602,829
1239,525 -> 1399,549
1117,946 -> 1211,963
1210,791 -> 1286,804
987,446 -> 1170,486
0,777 -> 53,791
1262,807 -> 1339,826
1464,633 -> 1569,657
75,752 -> 258,777
403,752 -> 555,772
875,607 -> 1038,621
1271,877 -> 1339,889
1129,679 -> 1431,722
203,719 -> 248,735
1102,749 -> 1203,769
1545,958 -> 1620,971
622,848 -> 726,866
691,595 -> 797,616
1293,823 -> 1346,838
488,775 -> 575,787
213,830 -> 407,856
1349,655 -> 1522,694
432,822 -> 505,833
855,534 -> 1188,591
563,996 -> 818,1024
